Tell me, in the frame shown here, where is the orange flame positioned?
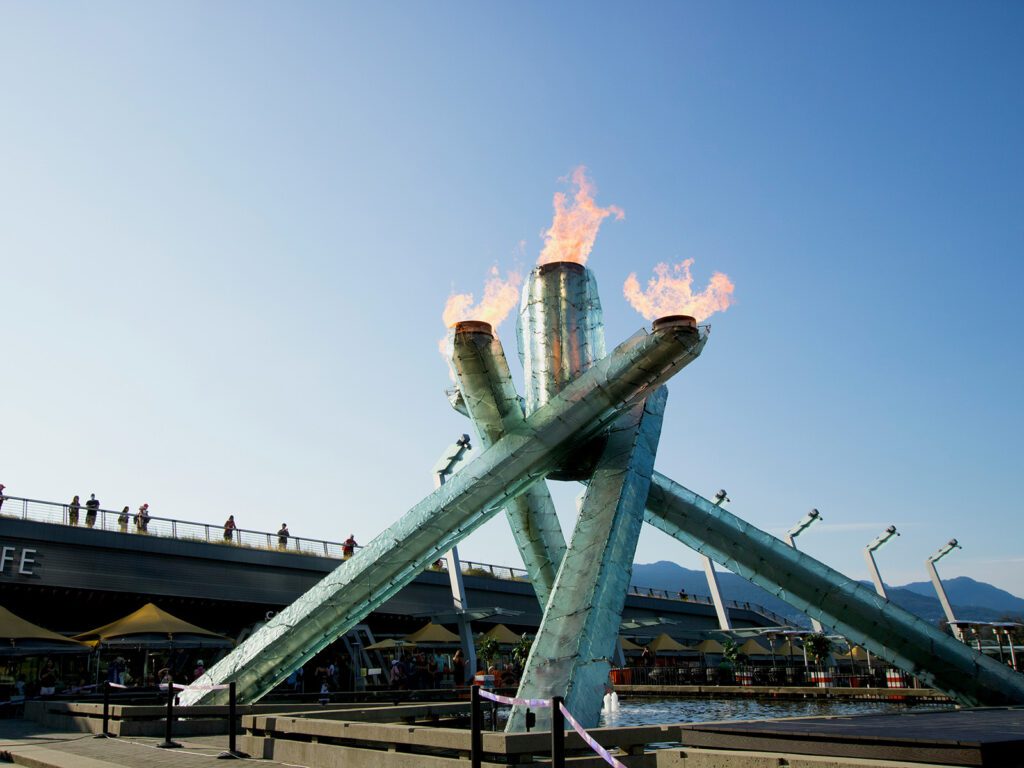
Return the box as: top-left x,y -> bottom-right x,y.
441,266 -> 523,329
623,259 -> 735,322
537,167 -> 624,266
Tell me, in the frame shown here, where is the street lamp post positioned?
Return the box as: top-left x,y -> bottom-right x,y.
926,539 -> 963,642
864,525 -> 900,600
434,434 -> 477,681
699,490 -> 733,631
785,509 -> 824,633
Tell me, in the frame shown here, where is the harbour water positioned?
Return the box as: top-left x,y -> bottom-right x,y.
597,696 -> 954,728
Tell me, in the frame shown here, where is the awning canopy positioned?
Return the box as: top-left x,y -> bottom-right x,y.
649,633 -> 692,653
694,638 -> 725,654
403,622 -> 460,644
0,605 -> 90,655
365,638 -> 415,651
482,624 -> 523,645
619,636 -> 642,651
73,603 -> 232,648
737,638 -> 773,656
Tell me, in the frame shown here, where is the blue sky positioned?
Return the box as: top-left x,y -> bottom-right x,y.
2,3 -> 1022,596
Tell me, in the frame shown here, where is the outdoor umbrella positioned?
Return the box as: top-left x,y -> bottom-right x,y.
73,603 -> 232,649
482,624 -> 523,645
403,623 -> 460,644
0,605 -> 90,656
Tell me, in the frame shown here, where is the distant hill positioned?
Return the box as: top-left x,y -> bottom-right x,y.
631,561 -> 1024,628
899,576 -> 1024,616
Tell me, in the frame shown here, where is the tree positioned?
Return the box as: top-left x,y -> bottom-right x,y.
476,636 -> 500,669
511,634 -> 533,670
804,633 -> 832,665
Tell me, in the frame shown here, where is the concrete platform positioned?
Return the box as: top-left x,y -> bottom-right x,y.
663,707 -> 1024,767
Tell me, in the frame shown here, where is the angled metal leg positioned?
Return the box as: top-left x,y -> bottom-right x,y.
642,473 -> 1024,707
509,387 -> 667,731
450,323 -> 567,606
179,322 -> 705,706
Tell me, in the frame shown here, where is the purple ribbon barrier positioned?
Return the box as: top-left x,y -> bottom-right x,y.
478,688 -> 551,709
559,702 -> 627,768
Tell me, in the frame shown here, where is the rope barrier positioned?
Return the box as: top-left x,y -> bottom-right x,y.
477,688 -> 551,708
160,683 -> 231,692
559,701 -> 628,768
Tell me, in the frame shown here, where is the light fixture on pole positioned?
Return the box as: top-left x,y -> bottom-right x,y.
926,539 -> 963,641
433,434 -> 477,680
700,489 -> 733,631
785,509 -> 824,632
864,525 -> 899,599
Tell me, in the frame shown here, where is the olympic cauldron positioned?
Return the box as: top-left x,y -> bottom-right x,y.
180,261 -> 1024,727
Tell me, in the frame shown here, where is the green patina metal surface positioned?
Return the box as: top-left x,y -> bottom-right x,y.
509,387 -> 668,731
179,319 -> 705,706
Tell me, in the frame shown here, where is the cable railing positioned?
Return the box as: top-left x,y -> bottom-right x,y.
0,493 -> 789,624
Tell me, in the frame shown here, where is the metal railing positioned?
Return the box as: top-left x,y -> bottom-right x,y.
0,495 -> 353,558
0,493 -> 791,625
616,664 -> 921,690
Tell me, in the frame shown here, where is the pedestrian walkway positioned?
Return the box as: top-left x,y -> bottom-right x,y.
0,719 -> 262,768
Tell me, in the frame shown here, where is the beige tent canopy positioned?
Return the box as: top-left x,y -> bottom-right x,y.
619,636 -> 642,651
694,638 -> 725,654
73,603 -> 232,648
365,638 -> 415,651
835,645 -> 869,660
648,633 -> 692,653
403,622 -> 460,644
482,624 -> 523,645
0,605 -> 90,655
774,639 -> 803,657
737,638 -> 773,656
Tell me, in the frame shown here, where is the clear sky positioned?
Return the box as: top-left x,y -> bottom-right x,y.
3,3 -> 1022,597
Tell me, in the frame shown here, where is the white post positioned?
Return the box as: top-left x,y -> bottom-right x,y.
435,436 -> 477,682
785,509 -> 824,633
926,539 -> 963,642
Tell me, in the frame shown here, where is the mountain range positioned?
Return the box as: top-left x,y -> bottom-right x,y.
632,561 -> 1024,628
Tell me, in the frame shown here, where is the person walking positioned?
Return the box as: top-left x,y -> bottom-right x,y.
223,515 -> 237,542
118,506 -> 130,533
135,503 -> 150,533
277,523 -> 289,550
85,494 -> 100,528
0,483 -> 6,512
342,534 -> 357,559
68,495 -> 81,526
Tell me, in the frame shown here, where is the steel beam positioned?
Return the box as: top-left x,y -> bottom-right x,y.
449,322 -> 567,607
642,473 -> 1024,707
180,321 -> 706,705
508,387 -> 667,731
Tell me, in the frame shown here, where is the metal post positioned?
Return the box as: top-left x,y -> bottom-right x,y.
217,682 -> 242,759
1006,629 -> 1019,671
550,696 -> 565,768
785,509 -> 824,633
94,681 -> 111,738
926,539 -> 963,641
157,681 -> 182,749
435,436 -> 477,680
470,684 -> 482,768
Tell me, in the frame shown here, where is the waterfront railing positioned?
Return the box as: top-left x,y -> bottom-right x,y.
0,493 -> 790,625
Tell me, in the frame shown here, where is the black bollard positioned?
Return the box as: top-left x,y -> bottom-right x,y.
550,695 -> 565,768
218,681 -> 246,759
94,681 -> 111,738
470,684 -> 482,768
156,681 -> 182,749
